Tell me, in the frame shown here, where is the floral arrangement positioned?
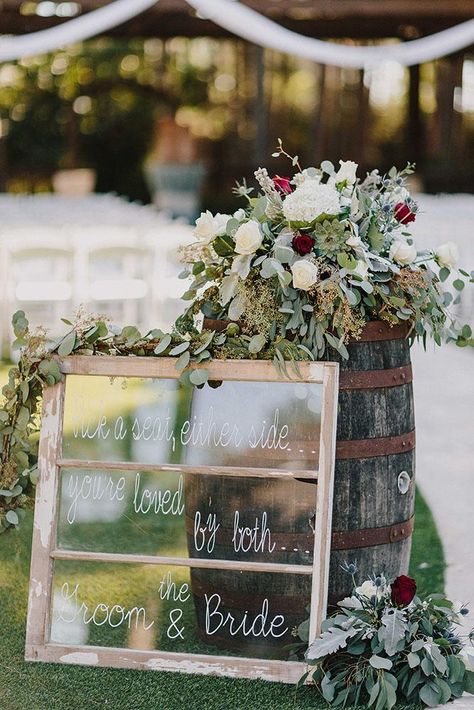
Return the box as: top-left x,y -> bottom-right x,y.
298,567 -> 474,709
178,141 -> 472,361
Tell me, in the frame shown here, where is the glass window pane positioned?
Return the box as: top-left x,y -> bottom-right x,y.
56,468 -> 317,565
62,375 -> 322,471
50,561 -> 310,661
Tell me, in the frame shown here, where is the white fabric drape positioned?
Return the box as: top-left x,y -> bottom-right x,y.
0,0 -> 158,62
187,0 -> 474,68
1,0 -> 474,67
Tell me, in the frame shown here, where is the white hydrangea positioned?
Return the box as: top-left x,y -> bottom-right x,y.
283,180 -> 341,223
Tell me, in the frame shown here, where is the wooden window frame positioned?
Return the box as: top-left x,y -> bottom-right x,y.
25,356 -> 339,683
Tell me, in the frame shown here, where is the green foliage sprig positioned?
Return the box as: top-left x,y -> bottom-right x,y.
0,307 -> 311,531
297,569 -> 474,709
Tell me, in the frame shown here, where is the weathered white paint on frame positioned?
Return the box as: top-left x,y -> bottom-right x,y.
25,357 -> 339,683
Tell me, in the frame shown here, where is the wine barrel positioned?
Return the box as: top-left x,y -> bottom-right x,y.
187,319 -> 415,651
326,320 -> 415,605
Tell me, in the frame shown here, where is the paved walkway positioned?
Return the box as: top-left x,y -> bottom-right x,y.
410,195 -> 474,707
412,343 -> 474,708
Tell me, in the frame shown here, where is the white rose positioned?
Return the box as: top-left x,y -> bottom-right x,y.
233,208 -> 246,221
436,241 -> 459,268
234,220 -> 263,255
194,211 -> 230,243
389,240 -> 417,265
213,212 -> 231,236
356,580 -> 378,599
334,160 -> 358,185
291,259 -> 318,291
194,210 -> 216,243
352,260 -> 369,280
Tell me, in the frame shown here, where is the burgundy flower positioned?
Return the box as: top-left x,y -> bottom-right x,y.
272,175 -> 292,195
394,202 -> 416,225
292,233 -> 314,256
391,575 -> 417,606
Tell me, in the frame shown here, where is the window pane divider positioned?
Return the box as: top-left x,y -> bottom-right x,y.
50,549 -> 314,575
57,458 -> 318,480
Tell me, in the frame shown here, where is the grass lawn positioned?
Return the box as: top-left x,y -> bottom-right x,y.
0,490 -> 444,710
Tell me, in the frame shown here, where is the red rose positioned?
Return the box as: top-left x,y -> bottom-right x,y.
292,233 -> 314,256
394,202 -> 416,225
391,575 -> 417,606
272,175 -> 292,195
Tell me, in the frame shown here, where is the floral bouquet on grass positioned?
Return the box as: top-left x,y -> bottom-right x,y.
177,140 -> 472,366
297,568 -> 474,709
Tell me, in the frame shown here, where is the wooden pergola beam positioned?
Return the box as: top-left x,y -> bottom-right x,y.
2,0 -> 474,40
3,0 -> 474,18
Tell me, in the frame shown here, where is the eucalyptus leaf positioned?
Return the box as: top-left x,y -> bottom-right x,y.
321,674 -> 336,703
16,406 -> 30,431
248,334 -> 266,354
189,369 -> 209,386
154,334 -> 172,355
169,341 -> 190,356
297,618 -> 310,643
368,680 -> 380,707
419,682 -> 441,707
175,351 -> 190,372
228,293 -> 246,321
407,651 -> 420,668
5,510 -> 19,525
421,656 -> 434,676
464,669 -> 474,694
57,330 -> 77,356
321,160 -> 334,174
274,244 -> 295,264
369,655 -> 393,670
194,333 -> 215,356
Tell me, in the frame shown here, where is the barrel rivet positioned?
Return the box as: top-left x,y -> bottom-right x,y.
401,373 -> 406,380
401,528 -> 405,535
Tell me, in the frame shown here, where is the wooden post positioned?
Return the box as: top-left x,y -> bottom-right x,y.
311,64 -> 326,163
254,45 -> 267,166
434,54 -> 464,168
407,65 -> 421,165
